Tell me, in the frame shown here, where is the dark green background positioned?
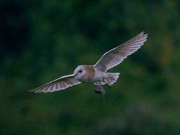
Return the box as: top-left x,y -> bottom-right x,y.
0,0 -> 179,134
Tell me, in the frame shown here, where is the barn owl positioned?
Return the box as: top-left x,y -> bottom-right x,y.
30,32 -> 148,98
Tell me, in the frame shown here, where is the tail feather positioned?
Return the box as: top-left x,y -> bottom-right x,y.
106,73 -> 120,86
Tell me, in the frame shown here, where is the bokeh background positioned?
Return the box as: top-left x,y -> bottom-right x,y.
0,0 -> 180,134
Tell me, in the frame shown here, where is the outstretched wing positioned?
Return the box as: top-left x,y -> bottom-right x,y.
29,74 -> 81,93
94,32 -> 148,72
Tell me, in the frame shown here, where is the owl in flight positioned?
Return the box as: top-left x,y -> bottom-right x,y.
30,32 -> 148,98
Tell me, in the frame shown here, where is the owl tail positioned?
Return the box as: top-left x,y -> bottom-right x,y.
105,73 -> 120,86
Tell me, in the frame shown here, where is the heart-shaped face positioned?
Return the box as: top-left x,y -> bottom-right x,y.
73,65 -> 84,80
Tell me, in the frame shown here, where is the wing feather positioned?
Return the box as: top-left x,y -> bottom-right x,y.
29,74 -> 81,93
94,32 -> 148,71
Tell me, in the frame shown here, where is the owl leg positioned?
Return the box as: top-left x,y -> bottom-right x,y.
94,85 -> 105,99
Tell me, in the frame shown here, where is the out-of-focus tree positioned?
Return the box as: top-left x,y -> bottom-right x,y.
0,0 -> 179,134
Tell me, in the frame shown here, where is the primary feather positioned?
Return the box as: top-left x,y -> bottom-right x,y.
29,74 -> 81,93
94,32 -> 148,72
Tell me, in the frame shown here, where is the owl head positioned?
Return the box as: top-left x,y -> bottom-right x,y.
73,65 -> 84,80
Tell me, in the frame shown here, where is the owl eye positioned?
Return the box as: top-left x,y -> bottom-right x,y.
78,70 -> 82,73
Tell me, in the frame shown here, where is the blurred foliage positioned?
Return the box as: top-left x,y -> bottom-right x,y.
0,0 -> 180,134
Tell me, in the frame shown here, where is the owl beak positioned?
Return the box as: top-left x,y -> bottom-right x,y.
74,73 -> 78,78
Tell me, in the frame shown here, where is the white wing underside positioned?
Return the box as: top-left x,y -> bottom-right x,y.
29,74 -> 81,93
94,32 -> 148,72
